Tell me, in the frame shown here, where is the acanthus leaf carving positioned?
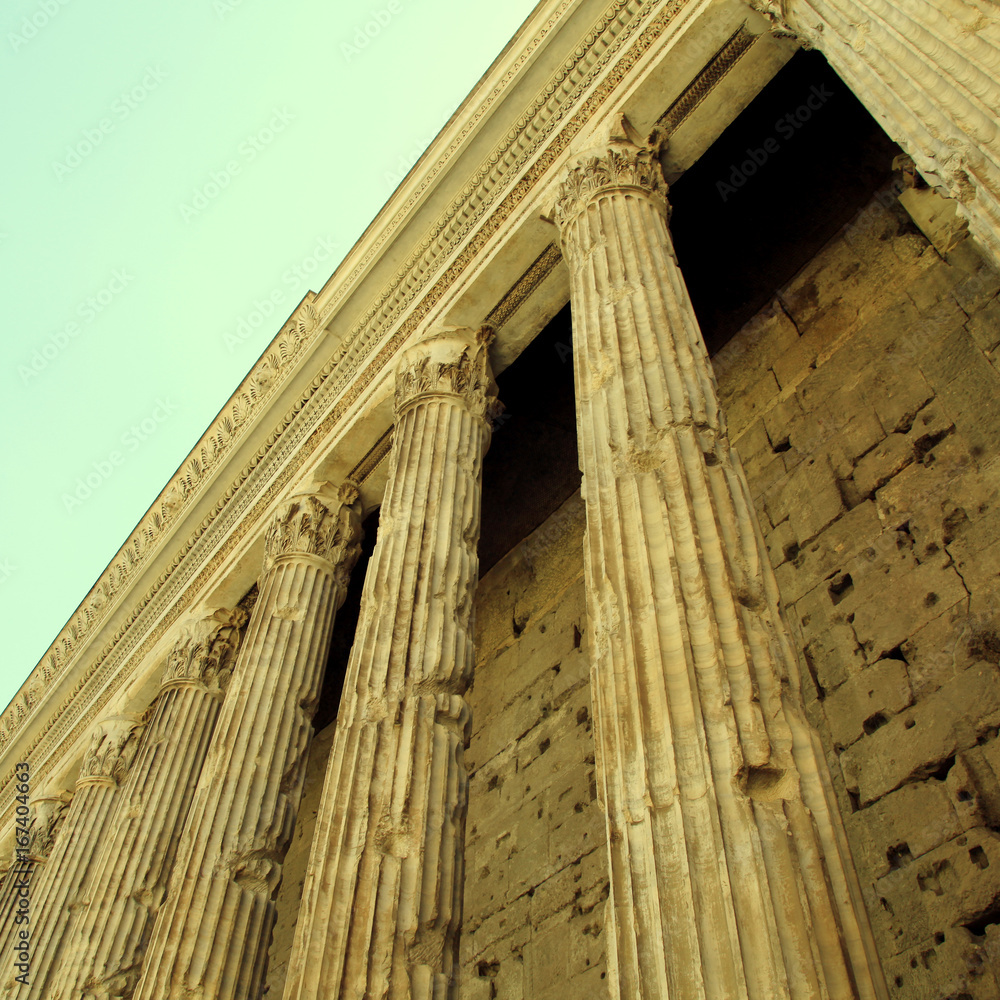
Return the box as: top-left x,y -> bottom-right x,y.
394,325 -> 498,419
158,608 -> 246,694
26,791 -> 73,863
262,482 -> 363,576
553,113 -> 669,231
78,716 -> 144,786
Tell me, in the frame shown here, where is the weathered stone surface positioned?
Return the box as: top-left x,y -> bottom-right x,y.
840,664 -> 1000,805
554,117 -> 883,1000
823,659 -> 913,749
282,328 -> 496,1000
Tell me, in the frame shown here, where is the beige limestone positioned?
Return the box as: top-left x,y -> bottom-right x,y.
50,609 -> 244,1000
131,487 -> 362,1000
5,717 -> 143,998
281,327 -> 496,1000
550,114 -> 887,999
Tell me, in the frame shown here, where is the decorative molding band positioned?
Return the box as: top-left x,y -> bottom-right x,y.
0,0 -> 692,821
656,21 -> 758,134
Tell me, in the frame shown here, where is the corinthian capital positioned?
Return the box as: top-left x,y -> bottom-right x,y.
394,325 -> 498,419
552,113 -> 669,231
263,481 -> 363,577
26,791 -> 73,863
159,608 -> 246,694
78,716 -> 144,787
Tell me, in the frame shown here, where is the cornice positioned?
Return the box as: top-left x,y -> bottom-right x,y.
0,0 -> 734,826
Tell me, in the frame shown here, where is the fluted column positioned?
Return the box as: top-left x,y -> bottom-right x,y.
749,0 -> 1000,265
48,609 -> 244,1000
281,327 -> 497,1000
132,484 -> 362,1000
3,717 -> 143,997
0,792 -> 72,983
551,114 -> 887,1000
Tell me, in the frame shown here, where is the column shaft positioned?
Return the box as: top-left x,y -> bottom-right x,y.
51,610 -> 244,1000
132,487 -> 361,1000
751,0 -> 1000,264
553,117 -> 887,1000
282,328 -> 495,1000
5,717 -> 143,998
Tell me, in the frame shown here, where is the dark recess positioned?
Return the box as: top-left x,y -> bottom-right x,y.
669,49 -> 902,354
314,506 -> 379,732
478,303 -> 580,575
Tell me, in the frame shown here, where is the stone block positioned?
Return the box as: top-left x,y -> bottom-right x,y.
775,501 -> 882,608
765,519 -> 798,570
827,406 -> 886,478
822,658 -> 912,748
763,454 -> 844,543
803,622 -> 866,694
850,553 -> 968,663
885,928 -> 1000,1000
852,433 -> 916,499
967,297 -> 1000,354
846,779 -> 961,881
871,370 -> 934,436
840,663 -> 1000,804
727,368 -> 781,435
901,602 -> 975,698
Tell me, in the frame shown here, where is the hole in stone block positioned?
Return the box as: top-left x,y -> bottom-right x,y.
923,592 -> 939,608
971,845 -> 989,869
477,961 -> 500,979
958,789 -> 973,802
904,718 -> 916,730
573,624 -> 582,649
487,775 -> 499,792
927,756 -> 956,781
934,932 -> 945,944
886,843 -> 912,870
783,541 -> 800,563
884,645 -> 907,662
576,706 -> 589,726
773,437 -> 791,453
863,712 -> 888,735
539,738 -> 551,755
848,789 -> 861,813
829,573 -> 853,604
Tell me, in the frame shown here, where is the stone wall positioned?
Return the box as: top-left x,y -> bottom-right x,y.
461,492 -> 608,1000
714,186 -> 1000,1000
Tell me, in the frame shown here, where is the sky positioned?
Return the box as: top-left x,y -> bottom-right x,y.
0,0 -> 542,712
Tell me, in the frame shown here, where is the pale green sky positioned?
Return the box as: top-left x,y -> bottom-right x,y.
0,0 -> 541,711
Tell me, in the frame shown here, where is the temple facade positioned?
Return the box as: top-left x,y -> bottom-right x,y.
3,1 -> 1000,998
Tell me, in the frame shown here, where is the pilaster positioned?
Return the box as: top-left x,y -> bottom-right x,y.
281,327 -> 496,1000
50,609 -> 244,1000
551,114 -> 887,999
131,485 -> 362,1000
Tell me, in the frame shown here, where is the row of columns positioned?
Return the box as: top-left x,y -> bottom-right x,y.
16,50 -> 995,987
